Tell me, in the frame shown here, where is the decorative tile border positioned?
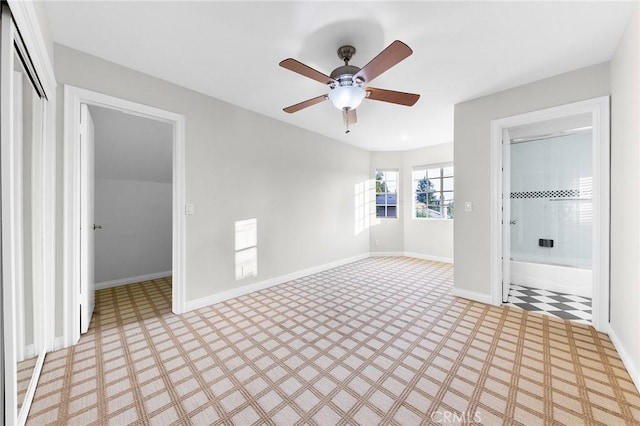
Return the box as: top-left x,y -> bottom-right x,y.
510,189 -> 585,199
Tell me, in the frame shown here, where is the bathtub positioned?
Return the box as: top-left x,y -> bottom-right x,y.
510,260 -> 592,298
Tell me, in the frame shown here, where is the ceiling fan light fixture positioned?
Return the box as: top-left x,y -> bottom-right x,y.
328,85 -> 365,110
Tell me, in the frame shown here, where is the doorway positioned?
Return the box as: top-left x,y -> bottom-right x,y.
490,96 -> 610,332
82,105 -> 174,332
63,86 -> 185,347
503,119 -> 593,324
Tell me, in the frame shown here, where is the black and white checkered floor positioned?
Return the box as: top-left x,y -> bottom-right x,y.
505,284 -> 592,325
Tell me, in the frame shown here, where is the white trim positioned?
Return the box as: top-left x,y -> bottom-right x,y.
63,85 -> 186,347
43,95 -> 56,352
451,287 -> 494,305
52,336 -> 65,352
185,254 -> 369,312
1,7 -> 20,419
6,0 -> 56,98
369,251 -> 405,257
184,252 -> 455,313
371,251 -> 454,264
490,96 -> 611,331
607,324 -> 640,394
16,351 -> 45,426
402,252 -> 453,263
96,271 -> 173,290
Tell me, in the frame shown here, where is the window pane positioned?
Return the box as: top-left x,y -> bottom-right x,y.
413,166 -> 454,220
446,204 -> 455,219
412,169 -> 426,181
443,177 -> 454,191
427,168 -> 440,178
427,205 -> 441,218
376,206 -> 386,217
387,206 -> 397,217
415,204 -> 427,218
386,180 -> 397,193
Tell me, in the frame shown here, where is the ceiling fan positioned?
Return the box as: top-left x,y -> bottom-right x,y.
279,40 -> 421,133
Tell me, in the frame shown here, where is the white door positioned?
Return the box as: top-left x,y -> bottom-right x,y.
80,104 -> 95,333
502,128 -> 511,303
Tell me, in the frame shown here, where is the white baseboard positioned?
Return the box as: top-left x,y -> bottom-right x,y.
95,270 -> 172,290
404,252 -> 454,264
184,253 -> 370,312
607,324 -> 640,394
371,251 -> 453,264
52,336 -> 65,351
186,252 -> 454,312
370,251 -> 405,257
451,287 -> 494,305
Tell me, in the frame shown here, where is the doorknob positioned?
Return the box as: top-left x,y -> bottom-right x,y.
93,224 -> 103,230
509,220 -> 517,225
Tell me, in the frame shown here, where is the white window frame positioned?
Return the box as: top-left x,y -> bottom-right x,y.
375,169 -> 399,219
412,163 -> 454,220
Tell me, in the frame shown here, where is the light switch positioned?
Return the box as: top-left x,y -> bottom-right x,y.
186,203 -> 195,215
464,201 -> 473,212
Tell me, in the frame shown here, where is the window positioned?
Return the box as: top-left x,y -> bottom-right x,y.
375,170 -> 398,218
413,166 -> 454,219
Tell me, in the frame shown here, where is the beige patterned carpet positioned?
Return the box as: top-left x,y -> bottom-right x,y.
27,257 -> 640,425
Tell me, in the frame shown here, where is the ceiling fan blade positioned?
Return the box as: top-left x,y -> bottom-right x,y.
343,108 -> 357,126
279,58 -> 334,85
283,94 -> 328,113
354,40 -> 413,84
365,87 -> 420,106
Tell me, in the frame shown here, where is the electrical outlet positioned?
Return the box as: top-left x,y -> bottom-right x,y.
185,203 -> 195,215
375,240 -> 381,247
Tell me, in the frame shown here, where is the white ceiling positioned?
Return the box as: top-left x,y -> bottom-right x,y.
45,1 -> 636,151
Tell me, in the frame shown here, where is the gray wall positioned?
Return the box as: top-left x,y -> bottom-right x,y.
610,5 -> 639,386
370,143 -> 454,260
54,44 -> 371,334
453,62 -> 610,297
94,179 -> 172,285
90,106 -> 173,285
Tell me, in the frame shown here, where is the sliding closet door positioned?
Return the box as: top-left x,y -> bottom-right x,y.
1,3 -> 49,425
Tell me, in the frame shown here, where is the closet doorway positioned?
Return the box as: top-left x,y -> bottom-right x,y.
62,86 -> 186,346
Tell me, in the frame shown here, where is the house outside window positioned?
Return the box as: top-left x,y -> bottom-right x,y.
413,165 -> 454,219
375,170 -> 398,218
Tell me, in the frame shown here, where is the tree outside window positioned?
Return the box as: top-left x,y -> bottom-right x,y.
413,166 -> 454,219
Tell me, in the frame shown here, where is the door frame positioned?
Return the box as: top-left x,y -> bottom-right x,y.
490,96 -> 610,332
63,85 -> 186,347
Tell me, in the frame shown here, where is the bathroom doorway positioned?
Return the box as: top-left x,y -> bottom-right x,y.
491,96 -> 610,332
505,121 -> 593,324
